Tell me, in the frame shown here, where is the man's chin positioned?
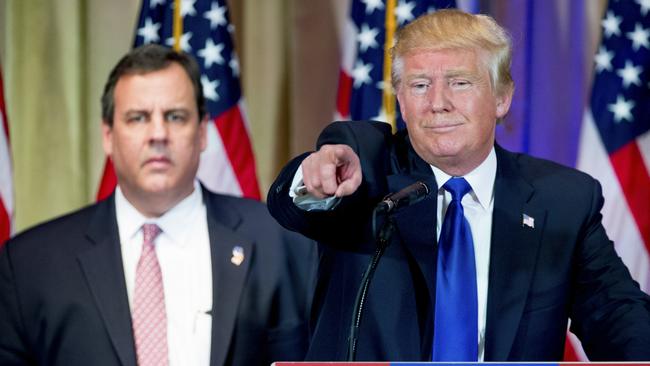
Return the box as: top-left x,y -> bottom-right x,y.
414,142 -> 463,163
140,179 -> 196,201
138,179 -> 175,196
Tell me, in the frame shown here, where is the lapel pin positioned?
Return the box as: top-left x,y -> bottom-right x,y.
231,246 -> 245,266
522,213 -> 535,228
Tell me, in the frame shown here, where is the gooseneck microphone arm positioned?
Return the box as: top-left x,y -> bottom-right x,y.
347,181 -> 430,361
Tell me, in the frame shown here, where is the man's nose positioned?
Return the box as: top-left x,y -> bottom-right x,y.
149,114 -> 169,142
429,82 -> 452,112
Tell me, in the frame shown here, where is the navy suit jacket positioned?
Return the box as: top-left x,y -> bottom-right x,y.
267,121 -> 650,361
0,187 -> 316,366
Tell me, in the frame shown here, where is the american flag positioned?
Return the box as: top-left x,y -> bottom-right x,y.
336,0 -> 456,130
97,0 -> 260,200
0,66 -> 13,246
573,0 -> 650,360
522,213 -> 535,229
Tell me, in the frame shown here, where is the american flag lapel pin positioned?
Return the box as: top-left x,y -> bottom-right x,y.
522,214 -> 535,229
231,246 -> 245,266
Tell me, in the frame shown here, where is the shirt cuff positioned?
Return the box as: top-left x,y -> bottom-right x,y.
289,165 -> 341,211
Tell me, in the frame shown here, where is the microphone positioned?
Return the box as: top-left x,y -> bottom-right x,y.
376,181 -> 430,213
347,181 -> 430,360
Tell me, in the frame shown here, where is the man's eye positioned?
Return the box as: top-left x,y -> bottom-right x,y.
450,80 -> 471,89
127,114 -> 146,123
167,113 -> 187,123
410,83 -> 430,95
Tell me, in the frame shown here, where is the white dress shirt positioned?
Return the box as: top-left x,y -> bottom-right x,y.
431,147 -> 496,361
115,181 -> 212,366
291,147 -> 497,360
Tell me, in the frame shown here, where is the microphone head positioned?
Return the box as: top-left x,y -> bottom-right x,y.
376,181 -> 430,214
413,181 -> 430,196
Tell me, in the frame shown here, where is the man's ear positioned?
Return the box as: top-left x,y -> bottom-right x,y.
101,121 -> 113,157
396,86 -> 407,121
495,86 -> 513,118
199,115 -> 208,152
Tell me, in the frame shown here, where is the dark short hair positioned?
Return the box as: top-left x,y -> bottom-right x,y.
101,44 -> 206,125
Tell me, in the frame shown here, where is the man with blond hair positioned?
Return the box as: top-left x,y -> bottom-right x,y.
268,9 -> 650,362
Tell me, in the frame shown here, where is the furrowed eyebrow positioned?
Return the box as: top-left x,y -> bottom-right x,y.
124,109 -> 150,117
125,108 -> 149,113
164,108 -> 191,114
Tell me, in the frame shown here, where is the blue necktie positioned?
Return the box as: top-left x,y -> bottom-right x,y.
432,177 -> 478,361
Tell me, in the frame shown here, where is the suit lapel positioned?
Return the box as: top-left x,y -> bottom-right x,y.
386,142 -> 439,355
389,173 -> 439,305
484,147 -> 546,360
77,196 -> 137,366
204,190 -> 253,366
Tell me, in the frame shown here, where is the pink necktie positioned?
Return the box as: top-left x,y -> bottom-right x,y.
132,223 -> 168,366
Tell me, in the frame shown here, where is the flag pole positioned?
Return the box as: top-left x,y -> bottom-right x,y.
172,0 -> 183,51
382,0 -> 397,132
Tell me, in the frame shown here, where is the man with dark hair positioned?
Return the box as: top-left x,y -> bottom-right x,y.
268,9 -> 650,362
0,44 -> 315,366
101,44 -> 206,124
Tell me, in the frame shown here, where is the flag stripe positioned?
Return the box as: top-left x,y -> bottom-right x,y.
0,67 -> 13,244
0,71 -> 8,137
336,70 -> 352,118
639,132 -> 650,172
196,120 -> 242,196
214,104 -> 260,199
609,141 -> 650,247
0,110 -> 12,211
96,159 -> 118,201
578,113 -> 650,290
563,338 -> 578,361
0,196 -> 9,244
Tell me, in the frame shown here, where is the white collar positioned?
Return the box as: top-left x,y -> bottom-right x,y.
114,180 -> 204,246
429,147 -> 497,211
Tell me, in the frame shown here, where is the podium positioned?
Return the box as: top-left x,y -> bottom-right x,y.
273,363 -> 644,366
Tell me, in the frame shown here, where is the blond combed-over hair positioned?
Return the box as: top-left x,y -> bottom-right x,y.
391,9 -> 514,96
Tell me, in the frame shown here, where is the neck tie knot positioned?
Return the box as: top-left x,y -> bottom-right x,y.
443,177 -> 471,202
142,223 -> 161,247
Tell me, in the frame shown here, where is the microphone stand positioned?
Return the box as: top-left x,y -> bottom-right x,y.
346,205 -> 395,361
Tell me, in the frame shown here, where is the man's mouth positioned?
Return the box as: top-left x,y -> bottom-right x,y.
143,156 -> 172,168
424,122 -> 463,132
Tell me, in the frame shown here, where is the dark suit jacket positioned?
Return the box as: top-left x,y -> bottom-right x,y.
0,187 -> 316,366
267,121 -> 650,361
